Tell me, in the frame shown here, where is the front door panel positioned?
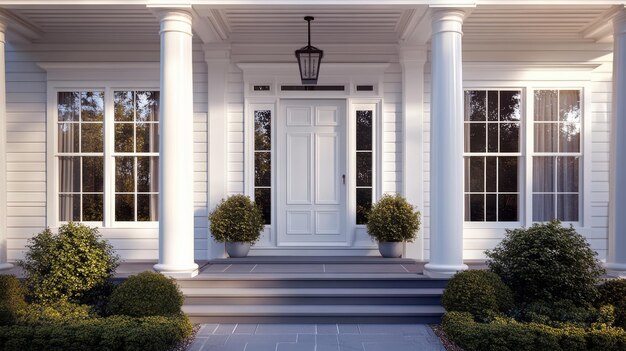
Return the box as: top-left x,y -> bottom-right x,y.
278,100 -> 346,245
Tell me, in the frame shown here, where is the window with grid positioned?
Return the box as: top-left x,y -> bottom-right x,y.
57,92 -> 105,222
532,90 -> 581,222
464,90 -> 522,222
356,109 -> 373,225
254,110 -> 272,225
113,91 -> 160,222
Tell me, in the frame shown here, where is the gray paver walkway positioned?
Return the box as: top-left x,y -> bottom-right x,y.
187,324 -> 445,351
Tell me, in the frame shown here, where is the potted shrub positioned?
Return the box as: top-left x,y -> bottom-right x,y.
209,194 -> 265,257
366,194 -> 421,258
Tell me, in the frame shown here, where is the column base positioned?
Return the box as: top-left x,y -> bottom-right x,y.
606,262 -> 626,278
0,263 -> 13,270
423,262 -> 468,278
153,263 -> 199,278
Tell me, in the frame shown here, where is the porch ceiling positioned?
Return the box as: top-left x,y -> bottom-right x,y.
0,3 -> 621,45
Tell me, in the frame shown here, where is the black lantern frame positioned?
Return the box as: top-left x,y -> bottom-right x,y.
295,16 -> 323,85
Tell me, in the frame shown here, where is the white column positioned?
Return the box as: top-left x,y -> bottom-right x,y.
153,9 -> 198,277
0,19 -> 12,270
400,46 -> 427,261
423,9 -> 468,278
608,8 -> 626,277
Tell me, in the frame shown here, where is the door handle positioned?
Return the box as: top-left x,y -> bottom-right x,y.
342,174 -> 346,185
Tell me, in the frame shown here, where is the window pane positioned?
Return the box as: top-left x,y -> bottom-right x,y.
137,156 -> 158,193
534,123 -> 558,152
485,157 -> 497,192
500,123 -> 520,152
487,124 -> 498,152
82,194 -> 103,221
498,157 -> 518,192
466,124 -> 486,152
255,152 -> 271,187
81,123 -> 103,152
59,194 -> 80,221
557,194 -> 578,221
487,91 -> 498,121
557,156 -> 579,193
500,91 -> 521,121
114,91 -> 134,122
534,90 -> 558,121
356,152 -> 372,187
115,194 -> 135,221
81,92 -> 104,122
115,157 -> 135,193
58,123 -> 79,153
356,188 -> 372,225
255,188 -> 271,225
58,92 -> 80,122
468,157 -> 484,192
559,90 -> 581,123
136,91 -> 159,122
469,194 -> 484,221
486,194 -> 497,221
254,110 -> 272,151
82,157 -> 103,192
137,194 -> 158,221
559,122 -> 580,153
465,91 -> 486,121
498,194 -> 518,221
136,123 -> 159,153
464,195 -> 471,221
115,123 -> 134,152
533,194 -> 555,221
533,156 -> 555,192
59,157 -> 80,192
356,110 -> 373,150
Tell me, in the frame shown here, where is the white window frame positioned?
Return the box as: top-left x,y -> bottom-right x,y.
46,81 -> 160,229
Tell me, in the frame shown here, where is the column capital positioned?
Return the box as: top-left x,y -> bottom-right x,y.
156,9 -> 193,36
430,7 -> 470,35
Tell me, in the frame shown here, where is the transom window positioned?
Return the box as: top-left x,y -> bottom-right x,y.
56,89 -> 160,224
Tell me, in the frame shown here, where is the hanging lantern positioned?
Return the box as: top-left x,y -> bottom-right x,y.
295,16 -> 323,85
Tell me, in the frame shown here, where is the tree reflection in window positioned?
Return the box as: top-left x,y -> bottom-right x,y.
464,90 -> 521,222
254,110 -> 271,225
356,110 -> 373,224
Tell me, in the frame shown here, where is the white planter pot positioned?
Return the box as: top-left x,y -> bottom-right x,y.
378,241 -> 403,258
225,242 -> 251,258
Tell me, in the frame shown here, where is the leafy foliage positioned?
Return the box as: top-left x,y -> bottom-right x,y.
17,300 -> 95,324
209,194 -> 265,243
597,279 -> 626,328
0,275 -> 27,325
17,223 -> 119,303
107,271 -> 184,317
442,270 -> 514,322
366,194 -> 421,242
0,314 -> 193,351
518,299 -> 600,327
486,220 -> 604,306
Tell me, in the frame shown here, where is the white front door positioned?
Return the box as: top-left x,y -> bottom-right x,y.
277,100 -> 347,246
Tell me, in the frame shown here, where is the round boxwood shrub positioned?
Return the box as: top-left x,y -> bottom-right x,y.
366,194 -> 421,242
107,271 -> 184,317
209,194 -> 265,243
0,275 -> 27,325
17,223 -> 119,303
520,299 -> 600,326
17,300 -> 94,324
597,279 -> 626,328
442,270 -> 514,321
486,220 -> 604,306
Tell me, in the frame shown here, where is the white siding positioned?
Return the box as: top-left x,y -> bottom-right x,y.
5,42 -> 209,262
383,64 -> 403,194
226,64 -> 245,196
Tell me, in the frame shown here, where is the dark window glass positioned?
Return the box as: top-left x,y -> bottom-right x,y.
115,194 -> 135,221
498,194 -> 518,221
469,194 -> 484,221
356,111 -> 373,151
500,91 -> 521,121
255,152 -> 271,187
465,90 -> 486,121
488,91 -> 498,121
82,157 -> 103,192
254,110 -> 271,150
254,109 -> 272,225
486,194 -> 497,221
356,188 -> 372,225
83,194 -> 103,221
356,152 -> 372,187
500,123 -> 519,152
498,157 -> 518,193
468,124 -> 486,152
255,188 -> 271,225
137,194 -> 158,221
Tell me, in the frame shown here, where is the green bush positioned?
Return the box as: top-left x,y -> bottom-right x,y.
209,194 -> 265,243
442,311 -> 626,351
0,314 -> 193,351
597,279 -> 626,328
366,194 -> 421,242
486,220 -> 604,306
0,275 -> 27,325
17,300 -> 94,324
520,299 -> 599,326
17,223 -> 119,303
107,271 -> 184,317
442,270 -> 514,321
